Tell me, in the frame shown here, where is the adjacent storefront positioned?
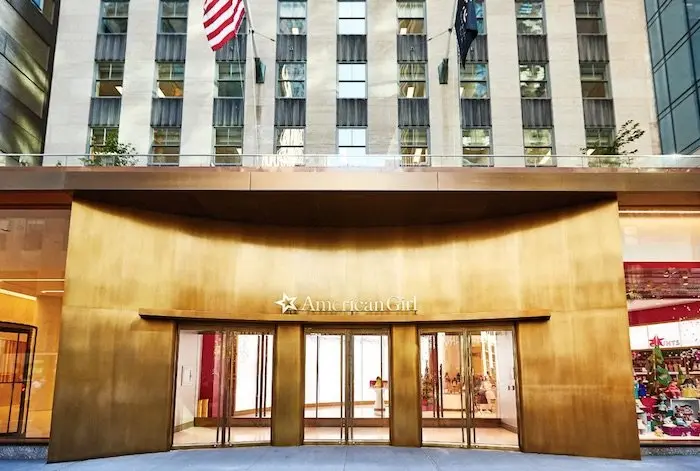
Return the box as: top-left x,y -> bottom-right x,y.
621,214 -> 700,444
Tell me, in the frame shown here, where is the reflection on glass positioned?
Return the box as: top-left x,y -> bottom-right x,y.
172,329 -> 273,447
420,330 -> 519,448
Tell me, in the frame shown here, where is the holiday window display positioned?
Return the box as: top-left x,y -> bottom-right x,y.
633,338 -> 700,439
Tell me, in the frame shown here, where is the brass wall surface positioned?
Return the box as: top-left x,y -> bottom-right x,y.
271,324 -> 304,445
50,199 -> 637,461
390,325 -> 421,446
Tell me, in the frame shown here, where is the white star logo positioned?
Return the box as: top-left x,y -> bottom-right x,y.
275,293 -> 298,314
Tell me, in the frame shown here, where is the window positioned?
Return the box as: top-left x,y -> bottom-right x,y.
475,0 -> 486,35
214,127 -> 243,165
460,64 -> 488,98
575,0 -> 604,34
585,128 -> 614,153
275,128 -> 305,155
100,1 -> 129,34
151,128 -> 181,165
523,128 -> 554,166
155,63 -> 185,98
397,1 -> 425,35
338,64 -> 367,98
338,2 -> 366,35
217,63 -> 245,98
160,0 -> 188,34
398,64 -> 427,98
580,63 -> 609,98
277,63 -> 306,98
278,1 -> 307,35
400,128 -> 429,165
94,62 -> 124,97
462,129 -> 491,166
89,127 -> 119,154
515,1 -> 544,35
338,128 -> 367,155
519,64 -> 548,98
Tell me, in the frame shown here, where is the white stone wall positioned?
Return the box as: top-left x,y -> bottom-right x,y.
426,0 -> 461,166
243,0 -> 277,158
305,0 -> 337,155
118,0 -> 159,163
484,0 -> 524,165
366,0 -> 398,154
43,0 -> 100,163
546,0 -> 586,165
180,0 -> 216,166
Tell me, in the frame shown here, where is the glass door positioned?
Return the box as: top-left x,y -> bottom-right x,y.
420,327 -> 520,449
304,329 -> 390,444
172,327 -> 273,447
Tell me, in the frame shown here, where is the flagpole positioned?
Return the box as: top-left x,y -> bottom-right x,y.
445,0 -> 459,60
241,0 -> 260,58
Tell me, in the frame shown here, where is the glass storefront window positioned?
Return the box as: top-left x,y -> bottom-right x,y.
621,213 -> 700,443
0,209 -> 68,439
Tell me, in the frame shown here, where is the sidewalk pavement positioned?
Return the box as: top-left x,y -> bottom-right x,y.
1,446 -> 699,470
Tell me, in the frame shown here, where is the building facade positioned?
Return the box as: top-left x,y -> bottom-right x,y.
644,0 -> 700,154
2,0 -> 700,466
0,0 -> 59,163
43,0 -> 659,166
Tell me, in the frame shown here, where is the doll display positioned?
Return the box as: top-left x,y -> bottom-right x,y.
666,381 -> 682,399
681,378 -> 699,398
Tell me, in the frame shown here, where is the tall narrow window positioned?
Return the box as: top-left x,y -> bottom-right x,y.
277,63 -> 306,98
99,0 -> 129,34
400,128 -> 428,165
462,129 -> 491,166
89,127 -> 119,154
585,128 -> 615,153
399,64 -> 427,98
214,127 -> 243,165
519,64 -> 548,98
151,128 -> 181,165
275,128 -> 305,155
338,128 -> 367,155
523,128 -> 554,166
515,0 -> 545,35
575,0 -> 605,34
338,64 -> 367,99
278,1 -> 307,34
160,0 -> 189,34
580,62 -> 609,98
338,2 -> 367,34
217,63 -> 245,98
155,62 -> 185,98
397,1 -> 425,34
460,64 -> 488,99
94,62 -> 124,97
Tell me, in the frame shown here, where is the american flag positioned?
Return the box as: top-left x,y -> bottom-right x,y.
204,0 -> 246,52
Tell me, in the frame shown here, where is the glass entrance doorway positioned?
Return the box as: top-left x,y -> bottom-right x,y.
420,328 -> 519,449
303,329 -> 390,444
172,327 -> 273,447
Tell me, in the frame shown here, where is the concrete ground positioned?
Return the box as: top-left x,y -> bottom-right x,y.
1,447 -> 699,470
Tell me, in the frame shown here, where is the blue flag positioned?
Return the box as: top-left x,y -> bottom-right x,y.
455,0 -> 479,68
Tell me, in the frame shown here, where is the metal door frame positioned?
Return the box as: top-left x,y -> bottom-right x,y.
303,327 -> 390,445
419,324 -> 521,451
172,324 -> 274,449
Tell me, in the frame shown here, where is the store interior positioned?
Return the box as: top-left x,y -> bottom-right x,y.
419,330 -> 519,448
172,328 -> 519,448
0,209 -> 67,440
